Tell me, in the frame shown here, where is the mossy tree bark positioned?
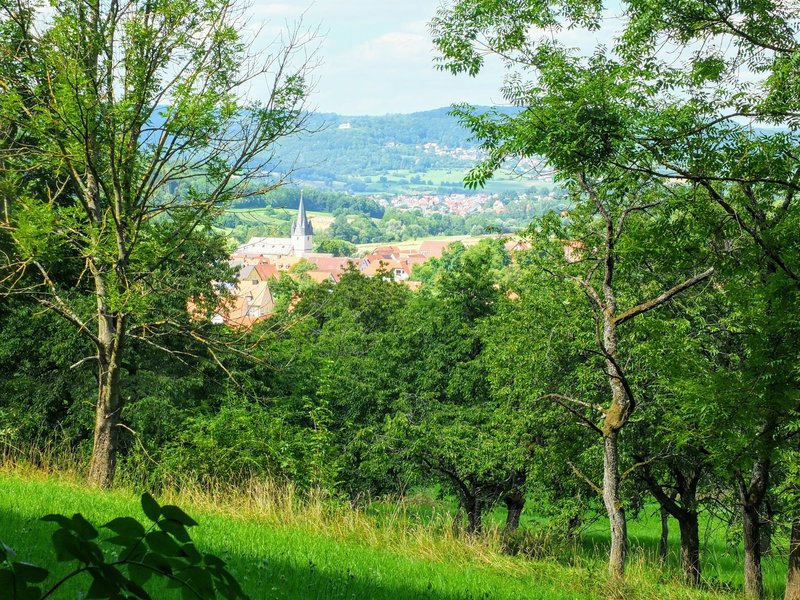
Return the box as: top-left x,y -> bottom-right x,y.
561,175 -> 714,580
87,309 -> 126,487
659,505 -> 669,566
738,458 -> 771,599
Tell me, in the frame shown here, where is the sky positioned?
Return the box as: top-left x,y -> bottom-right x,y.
249,0 -> 509,116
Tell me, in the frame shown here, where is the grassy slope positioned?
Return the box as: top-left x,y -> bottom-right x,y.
0,472 -> 786,599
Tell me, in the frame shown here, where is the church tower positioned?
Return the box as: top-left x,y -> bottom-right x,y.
291,192 -> 313,255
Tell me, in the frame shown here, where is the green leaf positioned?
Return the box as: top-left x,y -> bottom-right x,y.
1,542 -> 14,559
123,578 -> 152,600
145,531 -> 183,557
125,543 -> 148,563
71,513 -> 99,540
0,570 -> 15,590
183,566 -> 214,596
51,528 -> 81,562
181,542 -> 202,565
128,562 -> 154,587
87,574 -> 118,599
104,517 -> 145,539
41,514 -> 73,529
161,505 -> 198,527
12,561 -> 49,583
181,586 -> 196,600
141,493 -> 161,523
141,551 -> 173,575
104,535 -> 138,550
203,553 -> 224,568
16,586 -> 42,600
157,518 -> 190,543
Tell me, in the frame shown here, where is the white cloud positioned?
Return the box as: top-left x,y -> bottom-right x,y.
353,32 -> 429,63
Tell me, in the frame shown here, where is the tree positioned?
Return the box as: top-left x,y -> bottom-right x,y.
0,0 -> 316,487
314,237 -> 357,257
432,0 -> 799,590
532,179 -> 713,578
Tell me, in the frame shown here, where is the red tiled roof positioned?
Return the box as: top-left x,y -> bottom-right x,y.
504,240 -> 532,253
304,270 -> 336,283
310,256 -> 354,272
418,240 -> 450,258
361,259 -> 409,277
403,253 -> 428,265
254,262 -> 279,280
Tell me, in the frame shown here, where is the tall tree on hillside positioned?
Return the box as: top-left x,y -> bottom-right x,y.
0,0 -> 317,487
530,178 -> 713,578
431,0 -> 799,591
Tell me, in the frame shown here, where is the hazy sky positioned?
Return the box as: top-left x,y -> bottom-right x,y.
251,1 -> 508,115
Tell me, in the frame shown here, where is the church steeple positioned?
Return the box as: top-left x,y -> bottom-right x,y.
291,192 -> 313,255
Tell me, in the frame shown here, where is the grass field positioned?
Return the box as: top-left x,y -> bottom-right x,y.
223,209 -> 335,232
355,234 -> 489,255
0,469 -> 790,599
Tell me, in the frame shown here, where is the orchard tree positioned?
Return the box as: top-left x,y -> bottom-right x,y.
0,0 -> 317,487
529,178 -> 713,578
432,0 -> 799,591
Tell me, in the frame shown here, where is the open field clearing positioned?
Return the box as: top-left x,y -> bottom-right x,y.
0,470 -> 787,599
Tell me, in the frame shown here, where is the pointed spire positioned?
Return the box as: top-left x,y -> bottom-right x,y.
292,191 -> 313,237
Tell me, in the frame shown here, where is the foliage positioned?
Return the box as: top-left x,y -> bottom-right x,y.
313,238 -> 358,257
0,0 -> 316,486
0,493 -> 246,599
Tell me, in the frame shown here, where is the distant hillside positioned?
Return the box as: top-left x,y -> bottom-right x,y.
221,107 -> 564,245
269,106 -> 536,195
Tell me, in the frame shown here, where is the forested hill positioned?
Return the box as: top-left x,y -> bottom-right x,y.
306,106 -> 520,146
271,106 -> 530,194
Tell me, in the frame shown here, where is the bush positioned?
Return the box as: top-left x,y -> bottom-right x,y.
0,492 -> 247,599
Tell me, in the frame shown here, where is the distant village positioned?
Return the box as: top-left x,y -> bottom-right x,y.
384,192 -> 506,217
215,195 -> 536,328
382,190 -> 561,217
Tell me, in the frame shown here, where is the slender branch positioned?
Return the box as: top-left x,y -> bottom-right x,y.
70,355 -> 99,370
568,461 -> 602,496
539,393 -> 605,415
615,267 -> 714,326
621,455 -> 663,482
541,394 -> 604,435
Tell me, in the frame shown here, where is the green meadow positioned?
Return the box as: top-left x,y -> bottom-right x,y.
0,470 -> 787,599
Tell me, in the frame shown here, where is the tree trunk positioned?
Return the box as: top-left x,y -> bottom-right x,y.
659,505 -> 669,566
739,457 -> 770,600
504,490 -> 525,533
678,511 -> 701,586
641,468 -> 702,585
87,312 -> 125,488
785,520 -> 800,600
603,431 -> 627,579
465,495 -> 482,535
87,359 -> 122,487
743,502 -> 764,599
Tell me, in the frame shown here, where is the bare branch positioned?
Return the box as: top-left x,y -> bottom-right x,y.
621,455 -> 663,482
568,461 -> 603,496
70,355 -> 99,370
615,267 -> 714,326
540,393 -> 605,415
541,394 -> 604,435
